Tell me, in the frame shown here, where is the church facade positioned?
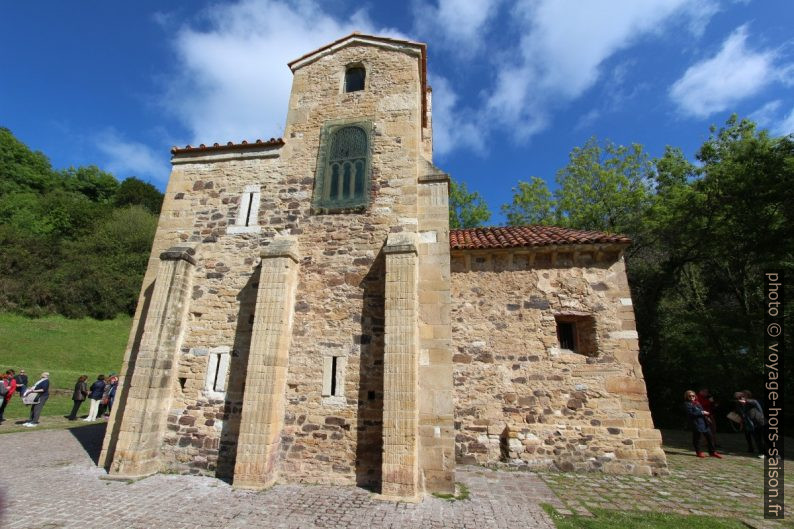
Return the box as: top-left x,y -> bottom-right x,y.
99,34 -> 666,500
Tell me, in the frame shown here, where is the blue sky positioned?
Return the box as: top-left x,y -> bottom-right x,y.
2,1 -> 792,224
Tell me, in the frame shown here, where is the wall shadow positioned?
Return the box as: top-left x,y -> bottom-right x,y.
68,422 -> 107,465
355,251 -> 385,492
215,270 -> 257,482
101,281 -> 154,470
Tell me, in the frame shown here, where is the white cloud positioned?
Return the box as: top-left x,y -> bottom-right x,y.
749,100 -> 782,128
162,0 -> 403,144
94,129 -> 170,183
775,106 -> 794,136
429,75 -> 484,156
753,101 -> 794,136
479,0 -> 716,141
669,25 -> 777,118
575,109 -> 601,131
413,0 -> 502,56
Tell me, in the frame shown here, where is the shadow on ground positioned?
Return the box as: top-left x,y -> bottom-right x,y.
661,429 -> 793,460
67,422 -> 106,464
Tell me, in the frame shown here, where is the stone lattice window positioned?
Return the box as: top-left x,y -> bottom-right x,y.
344,66 -> 365,92
227,184 -> 261,234
313,121 -> 372,212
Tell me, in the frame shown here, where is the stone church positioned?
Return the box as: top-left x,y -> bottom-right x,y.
99,33 -> 667,500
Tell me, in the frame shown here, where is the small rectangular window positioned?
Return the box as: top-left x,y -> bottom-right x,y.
555,315 -> 597,356
557,321 -> 576,351
344,67 -> 365,92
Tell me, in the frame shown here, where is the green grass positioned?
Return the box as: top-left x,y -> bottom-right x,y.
0,312 -> 130,419
541,505 -> 750,529
432,482 -> 470,501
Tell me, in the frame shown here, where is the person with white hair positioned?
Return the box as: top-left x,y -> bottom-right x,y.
24,372 -> 50,427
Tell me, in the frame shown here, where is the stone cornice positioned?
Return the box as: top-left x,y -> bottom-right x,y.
159,245 -> 197,265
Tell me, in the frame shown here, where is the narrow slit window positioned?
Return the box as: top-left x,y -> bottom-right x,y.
244,192 -> 255,226
344,67 -> 365,92
212,354 -> 223,391
330,356 -> 338,396
322,356 -> 344,398
229,185 -> 261,234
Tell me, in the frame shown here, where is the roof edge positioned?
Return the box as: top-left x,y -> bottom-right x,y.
171,138 -> 284,156
287,32 -> 426,70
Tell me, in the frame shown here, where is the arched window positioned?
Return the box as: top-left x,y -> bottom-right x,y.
314,122 -> 372,211
344,67 -> 365,92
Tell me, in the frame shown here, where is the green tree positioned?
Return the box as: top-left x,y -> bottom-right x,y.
554,137 -> 653,234
0,127 -> 56,194
60,165 -> 119,202
449,178 -> 491,229
114,176 -> 164,214
56,206 -> 158,318
501,177 -> 556,226
634,117 -> 793,429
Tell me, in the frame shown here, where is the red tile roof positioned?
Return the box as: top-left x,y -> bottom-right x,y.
449,226 -> 631,250
171,138 -> 284,155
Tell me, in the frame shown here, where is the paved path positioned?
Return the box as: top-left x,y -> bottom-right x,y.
539,430 -> 794,529
0,425 -> 557,529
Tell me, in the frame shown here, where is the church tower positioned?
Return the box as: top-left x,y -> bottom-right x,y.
99,34 -> 454,500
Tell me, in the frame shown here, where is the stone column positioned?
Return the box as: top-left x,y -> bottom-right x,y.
233,236 -> 300,490
417,170 -> 455,494
106,245 -> 196,478
381,232 -> 420,500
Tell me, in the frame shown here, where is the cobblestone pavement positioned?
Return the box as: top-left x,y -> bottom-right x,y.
538,430 -> 794,529
0,425 -> 557,529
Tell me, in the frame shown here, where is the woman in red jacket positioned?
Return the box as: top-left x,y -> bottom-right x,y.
0,370 -> 17,423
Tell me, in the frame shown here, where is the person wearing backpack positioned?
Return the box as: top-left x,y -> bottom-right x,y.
734,390 -> 766,458
0,370 -> 17,423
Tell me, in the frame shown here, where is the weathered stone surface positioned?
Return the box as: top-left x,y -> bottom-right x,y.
450,248 -> 666,475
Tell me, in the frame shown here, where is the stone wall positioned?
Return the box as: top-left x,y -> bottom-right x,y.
450,247 -> 668,476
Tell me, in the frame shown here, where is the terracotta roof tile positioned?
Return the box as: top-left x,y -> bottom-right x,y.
449,226 -> 631,250
171,138 -> 284,155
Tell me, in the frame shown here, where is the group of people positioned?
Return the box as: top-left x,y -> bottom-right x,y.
0,369 -> 49,426
71,373 -> 118,422
0,369 -> 118,426
684,388 -> 767,459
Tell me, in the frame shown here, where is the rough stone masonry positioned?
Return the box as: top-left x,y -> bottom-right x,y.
100,33 -> 667,501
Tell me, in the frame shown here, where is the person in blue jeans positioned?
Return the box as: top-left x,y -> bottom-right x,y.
24,372 -> 50,427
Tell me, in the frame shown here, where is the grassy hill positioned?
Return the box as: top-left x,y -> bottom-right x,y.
0,313 -> 131,421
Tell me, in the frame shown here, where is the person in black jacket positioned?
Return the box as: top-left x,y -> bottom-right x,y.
684,390 -> 722,458
67,375 -> 89,420
15,369 -> 28,396
84,374 -> 106,422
